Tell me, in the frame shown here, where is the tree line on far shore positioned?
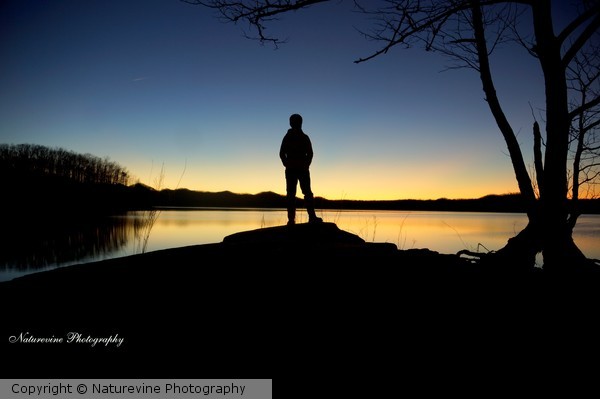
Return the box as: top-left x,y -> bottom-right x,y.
0,143 -> 130,186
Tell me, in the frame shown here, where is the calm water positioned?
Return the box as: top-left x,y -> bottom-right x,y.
1,208 -> 598,282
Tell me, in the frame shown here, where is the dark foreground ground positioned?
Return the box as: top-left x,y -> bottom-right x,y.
1,223 -> 599,391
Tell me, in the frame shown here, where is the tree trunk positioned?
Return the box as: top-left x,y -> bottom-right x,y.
487,220 -> 542,269
472,2 -> 591,271
531,3 -> 585,270
490,215 -> 589,271
471,4 -> 537,217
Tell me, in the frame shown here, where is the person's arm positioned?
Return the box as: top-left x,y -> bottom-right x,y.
305,136 -> 314,167
279,137 -> 288,167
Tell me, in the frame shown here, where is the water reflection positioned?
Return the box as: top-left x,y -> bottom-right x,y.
0,214 -> 133,273
1,209 -> 598,282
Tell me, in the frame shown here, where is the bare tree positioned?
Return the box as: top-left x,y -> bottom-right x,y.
184,0 -> 600,269
568,31 -> 600,230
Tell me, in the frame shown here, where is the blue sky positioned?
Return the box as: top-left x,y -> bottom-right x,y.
1,0 -> 551,200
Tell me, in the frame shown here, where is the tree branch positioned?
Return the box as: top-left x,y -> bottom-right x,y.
181,0 -> 330,45
561,6 -> 600,68
569,95 -> 600,120
533,121 -> 545,197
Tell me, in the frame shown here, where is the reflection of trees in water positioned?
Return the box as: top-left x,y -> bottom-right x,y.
0,214 -> 132,270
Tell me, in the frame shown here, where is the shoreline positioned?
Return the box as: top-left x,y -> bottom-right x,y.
2,222 -> 599,379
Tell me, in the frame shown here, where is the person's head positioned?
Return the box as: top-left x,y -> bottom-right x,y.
289,113 -> 303,129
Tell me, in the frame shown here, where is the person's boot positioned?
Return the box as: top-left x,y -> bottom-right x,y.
308,209 -> 323,224
287,209 -> 296,226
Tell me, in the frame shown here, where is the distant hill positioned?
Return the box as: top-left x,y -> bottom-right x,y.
144,188 -> 600,214
4,144 -> 597,214
3,176 -> 599,215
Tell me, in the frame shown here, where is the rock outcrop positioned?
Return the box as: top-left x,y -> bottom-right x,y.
1,222 -> 598,382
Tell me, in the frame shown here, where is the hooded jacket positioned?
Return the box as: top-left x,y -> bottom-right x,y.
279,128 -> 313,170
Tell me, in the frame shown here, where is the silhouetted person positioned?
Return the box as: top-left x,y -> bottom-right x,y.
279,113 -> 323,225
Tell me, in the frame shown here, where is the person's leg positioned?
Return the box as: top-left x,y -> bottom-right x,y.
299,170 -> 322,223
285,169 -> 298,224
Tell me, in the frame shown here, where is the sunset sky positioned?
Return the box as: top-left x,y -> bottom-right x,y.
1,0 -> 565,200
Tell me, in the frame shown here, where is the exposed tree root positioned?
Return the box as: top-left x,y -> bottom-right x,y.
457,222 -> 599,273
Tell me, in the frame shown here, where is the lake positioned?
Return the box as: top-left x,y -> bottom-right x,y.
1,208 -> 598,282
